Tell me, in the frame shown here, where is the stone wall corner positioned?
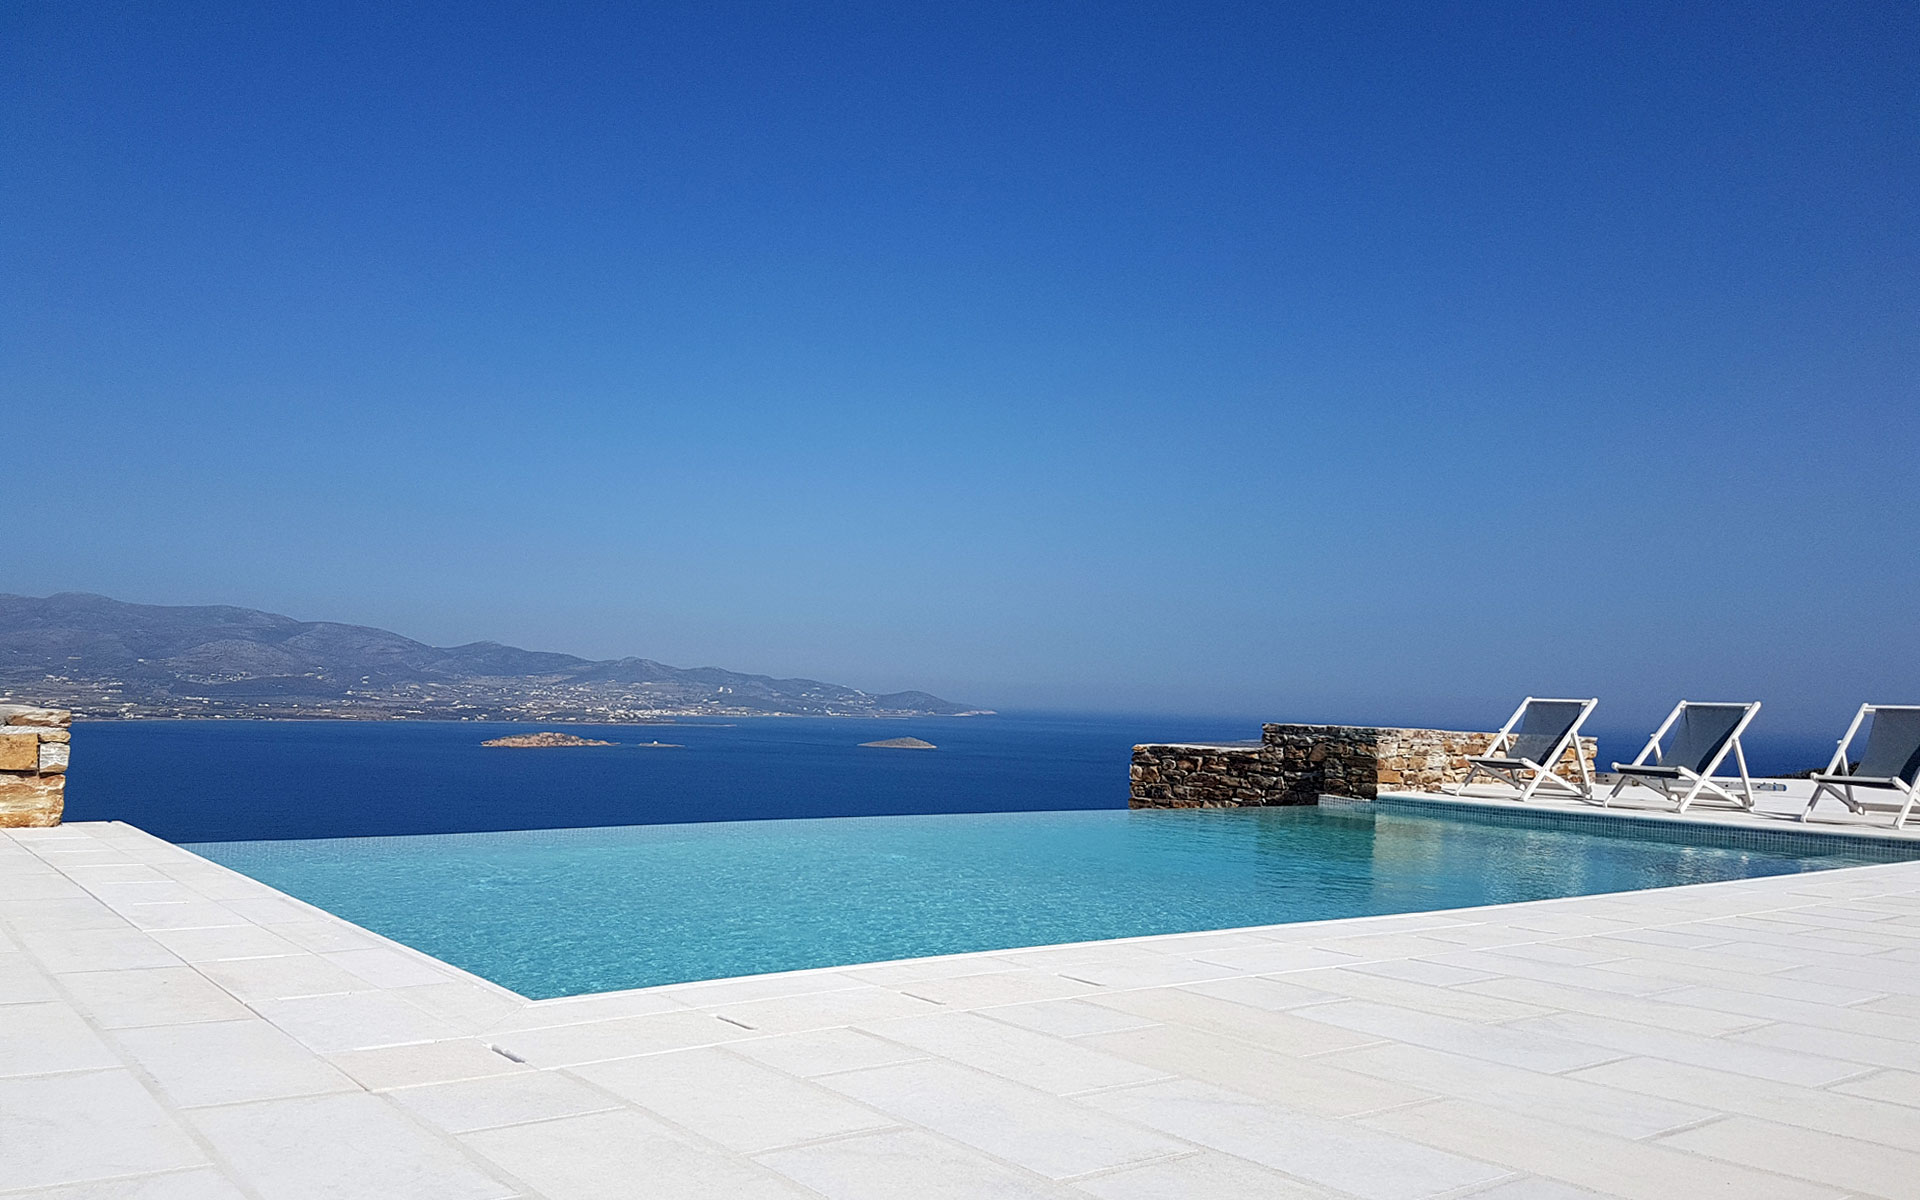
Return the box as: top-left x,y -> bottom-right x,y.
0,704 -> 72,828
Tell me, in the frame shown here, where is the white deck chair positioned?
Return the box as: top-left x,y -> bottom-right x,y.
1455,697 -> 1598,801
1802,704 -> 1920,829
1606,701 -> 1760,812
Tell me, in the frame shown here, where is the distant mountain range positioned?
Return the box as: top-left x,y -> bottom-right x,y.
0,593 -> 983,721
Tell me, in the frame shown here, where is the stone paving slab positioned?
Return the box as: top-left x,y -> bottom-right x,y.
1394,775 -> 1920,841
9,819 -> 1920,1198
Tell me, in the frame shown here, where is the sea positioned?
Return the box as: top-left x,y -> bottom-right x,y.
61,714 -> 1836,843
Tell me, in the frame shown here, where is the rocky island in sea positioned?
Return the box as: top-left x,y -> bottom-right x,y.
860,737 -> 937,750
481,732 -> 616,748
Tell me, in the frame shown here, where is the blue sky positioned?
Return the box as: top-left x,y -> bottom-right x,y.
4,2 -> 1915,736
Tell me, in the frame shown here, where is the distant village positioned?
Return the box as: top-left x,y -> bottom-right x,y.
8,672 -> 973,721
0,594 -> 984,722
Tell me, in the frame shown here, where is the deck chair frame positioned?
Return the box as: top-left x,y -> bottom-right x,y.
1605,700 -> 1759,813
1455,697 -> 1598,802
1802,704 -> 1920,829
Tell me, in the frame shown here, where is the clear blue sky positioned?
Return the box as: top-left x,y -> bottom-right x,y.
4,2 -> 1915,735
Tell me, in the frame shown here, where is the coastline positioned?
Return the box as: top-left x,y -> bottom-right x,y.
57,710 -> 996,723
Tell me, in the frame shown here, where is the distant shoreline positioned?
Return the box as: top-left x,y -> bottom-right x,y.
57,711 -> 996,723
0,593 -> 986,723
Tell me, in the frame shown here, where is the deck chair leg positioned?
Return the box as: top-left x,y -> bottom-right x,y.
1523,765 -> 1588,803
1518,761 -> 1576,803
1676,773 -> 1709,813
1809,780 -> 1865,819
1697,778 -> 1744,810
1478,764 -> 1530,797
1733,740 -> 1754,809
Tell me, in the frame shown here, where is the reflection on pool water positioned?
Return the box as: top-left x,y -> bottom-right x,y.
191,805 -> 1901,999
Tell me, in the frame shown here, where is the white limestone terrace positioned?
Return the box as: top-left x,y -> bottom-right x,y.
1395,775 -> 1920,841
10,821 -> 1920,1199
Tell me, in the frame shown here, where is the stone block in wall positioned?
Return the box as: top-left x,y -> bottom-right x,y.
0,731 -> 38,772
0,772 -> 64,828
0,705 -> 72,728
39,741 -> 70,774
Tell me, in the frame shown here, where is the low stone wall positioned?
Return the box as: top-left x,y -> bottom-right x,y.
1123,743 -> 1277,808
0,704 -> 71,827
1374,727 -> 1595,795
1131,722 -> 1597,809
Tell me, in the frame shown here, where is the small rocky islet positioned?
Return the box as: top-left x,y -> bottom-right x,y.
860,737 -> 937,750
481,732 -> 616,748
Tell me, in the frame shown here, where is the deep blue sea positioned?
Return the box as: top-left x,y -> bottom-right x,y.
63,714 -> 1837,844
62,714 -> 1258,842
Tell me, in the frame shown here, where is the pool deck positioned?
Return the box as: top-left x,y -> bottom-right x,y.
10,817 -> 1920,1199
1392,775 -> 1920,843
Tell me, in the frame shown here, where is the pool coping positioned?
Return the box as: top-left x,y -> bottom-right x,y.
172,797 -> 1920,1007
73,797 -> 1920,1010
12,818 -> 1920,1198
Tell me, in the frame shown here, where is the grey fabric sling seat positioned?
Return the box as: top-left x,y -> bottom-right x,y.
1802,705 -> 1920,829
1607,701 -> 1760,812
1455,697 -> 1598,802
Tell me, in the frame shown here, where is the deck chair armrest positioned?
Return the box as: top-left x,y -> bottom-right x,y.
1810,773 -> 1905,789
1613,763 -> 1682,778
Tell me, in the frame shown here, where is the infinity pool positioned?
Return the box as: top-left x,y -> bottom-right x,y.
191,805 -> 1903,999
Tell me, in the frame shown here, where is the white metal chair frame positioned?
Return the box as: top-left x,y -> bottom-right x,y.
1454,697 -> 1599,802
1605,700 -> 1760,813
1802,704 -> 1920,829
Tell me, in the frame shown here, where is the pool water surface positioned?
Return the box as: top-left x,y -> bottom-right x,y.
191,805 -> 1903,999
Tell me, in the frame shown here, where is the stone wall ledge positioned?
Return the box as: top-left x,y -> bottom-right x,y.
0,704 -> 73,728
1132,721 -> 1598,809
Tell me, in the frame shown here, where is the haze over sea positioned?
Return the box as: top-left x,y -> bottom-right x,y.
65,715 -> 1835,844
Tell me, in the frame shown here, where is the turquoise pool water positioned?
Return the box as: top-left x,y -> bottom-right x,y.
191,806 -> 1902,999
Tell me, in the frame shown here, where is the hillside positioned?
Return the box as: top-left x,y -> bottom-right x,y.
0,593 -> 982,721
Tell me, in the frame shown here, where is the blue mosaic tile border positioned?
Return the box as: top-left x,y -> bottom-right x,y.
1372,792 -> 1920,863
1314,795 -> 1372,811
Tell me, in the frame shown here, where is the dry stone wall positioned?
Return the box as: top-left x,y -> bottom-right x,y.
1375,728 -> 1596,795
1131,722 -> 1597,809
1123,743 -> 1276,808
0,704 -> 71,827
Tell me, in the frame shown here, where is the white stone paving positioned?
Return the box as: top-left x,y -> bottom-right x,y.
8,818 -> 1920,1198
1410,774 -> 1920,840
